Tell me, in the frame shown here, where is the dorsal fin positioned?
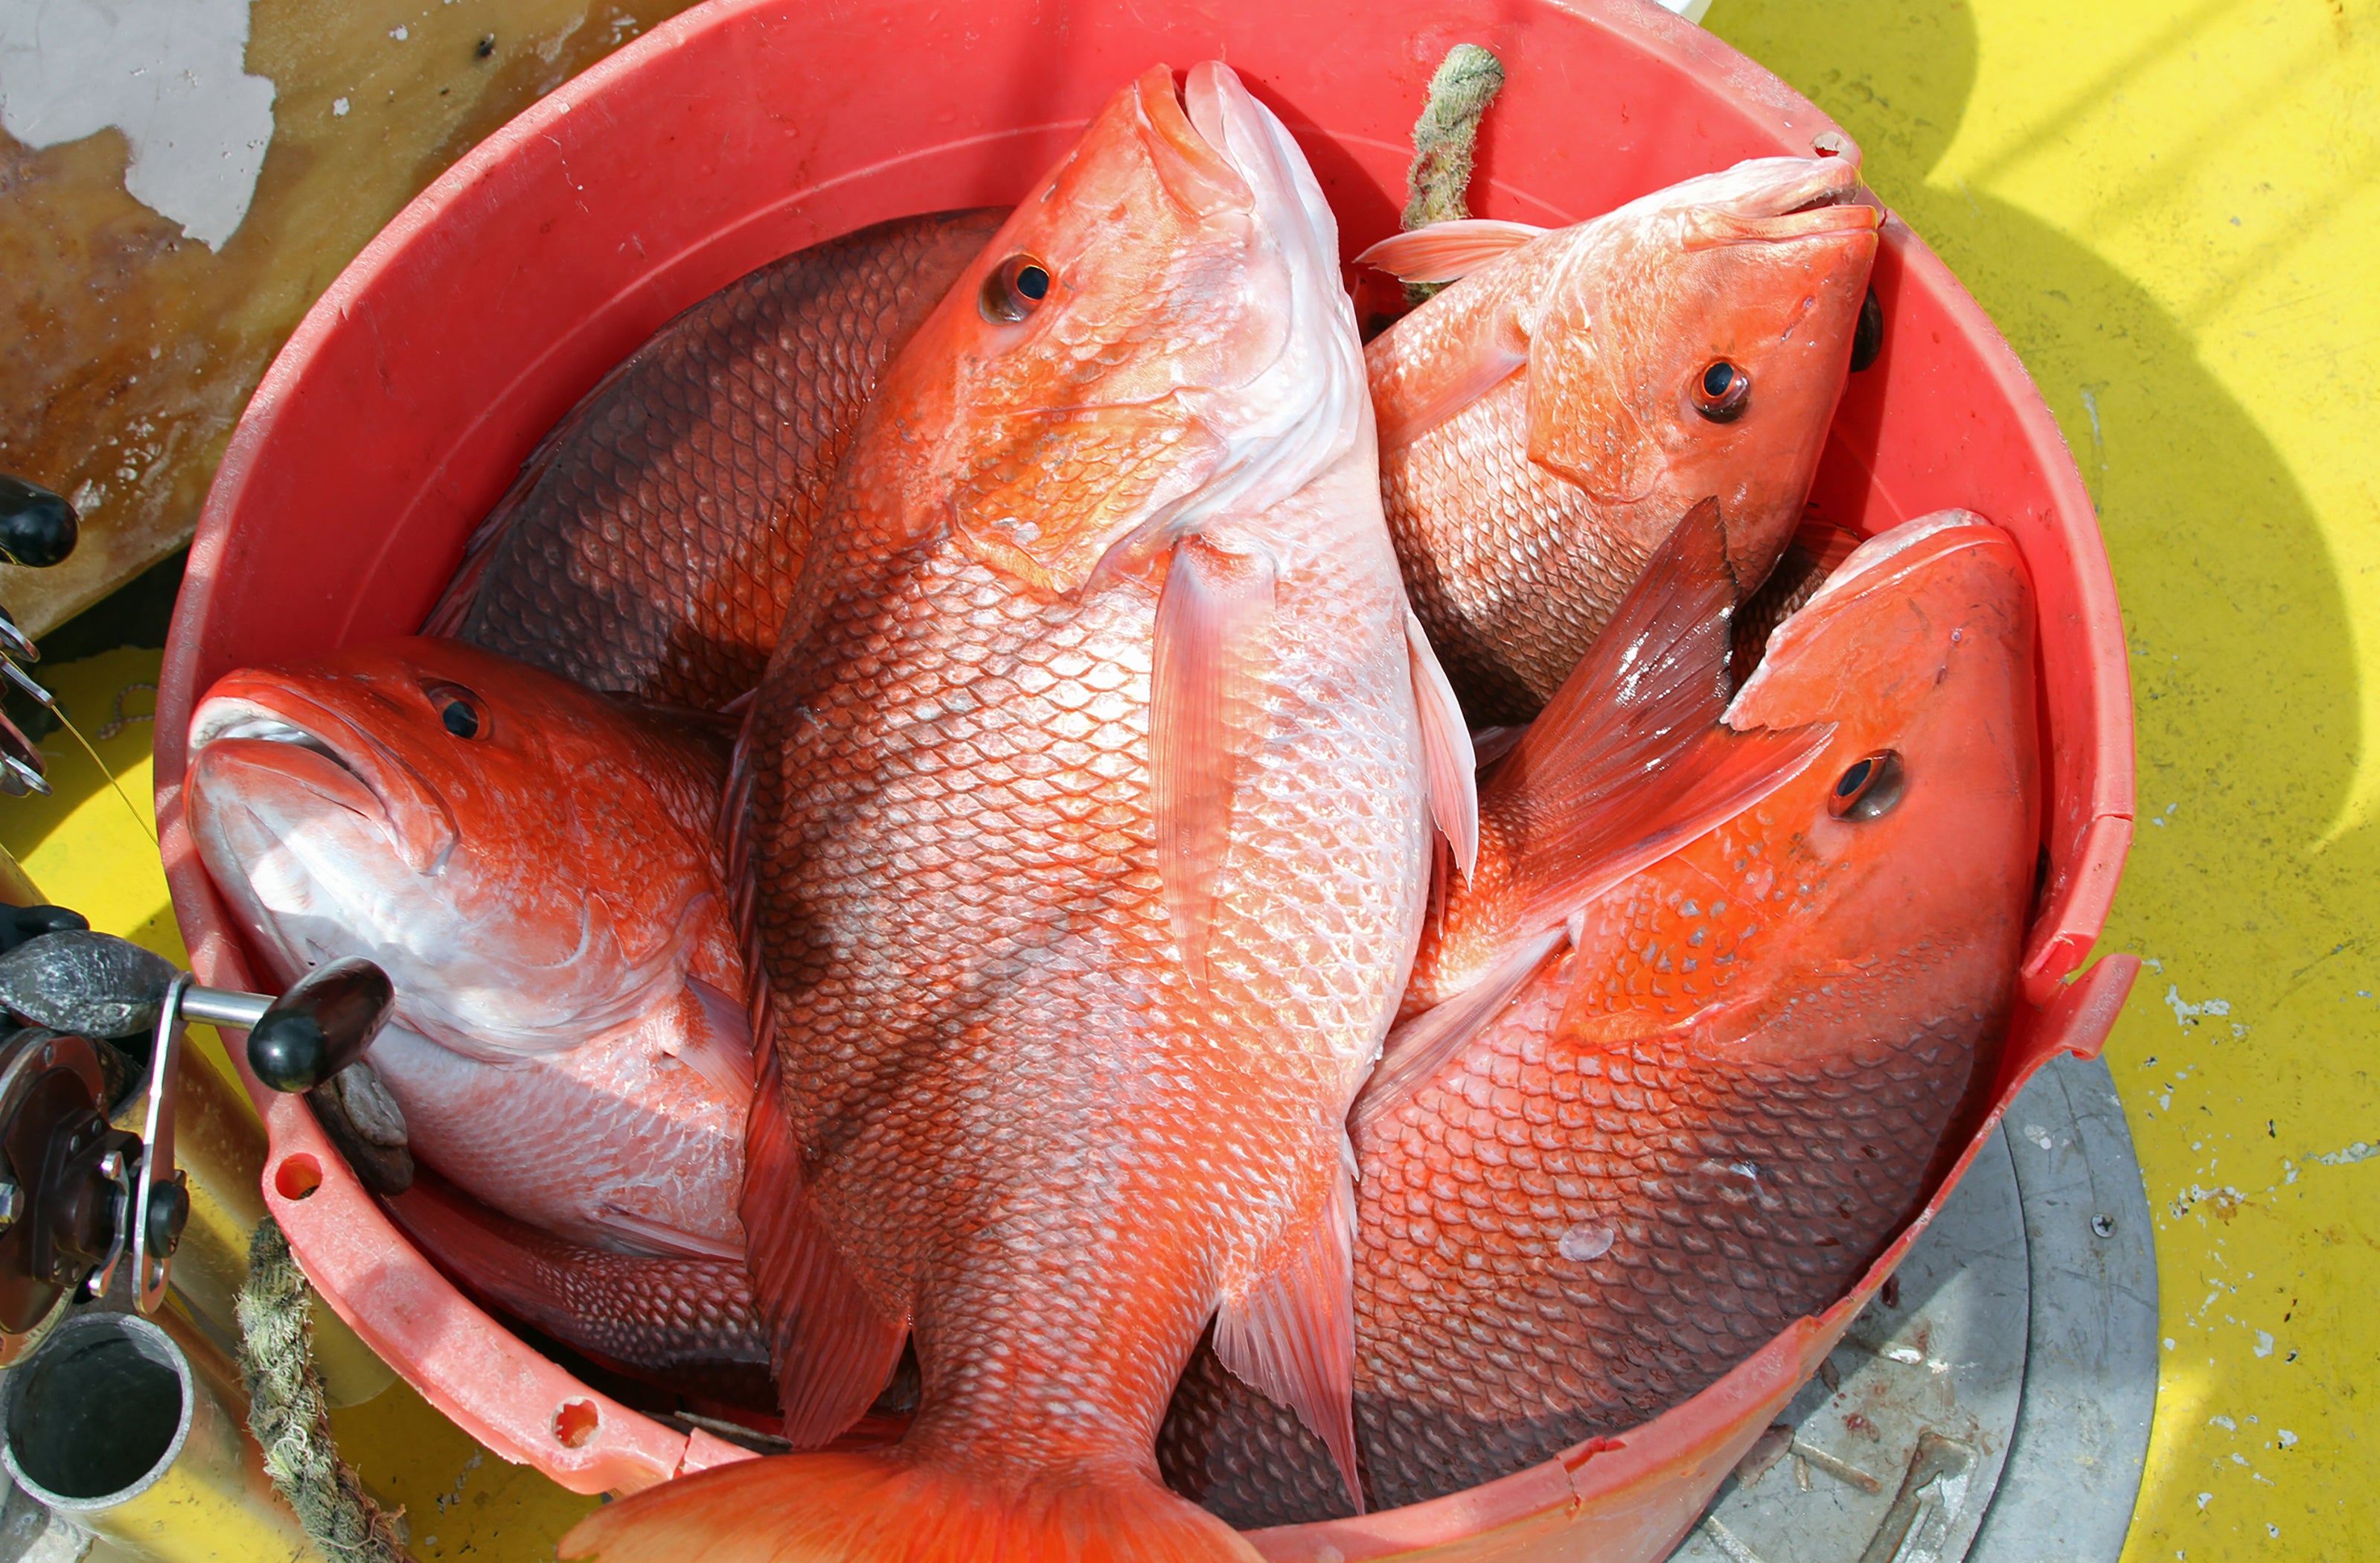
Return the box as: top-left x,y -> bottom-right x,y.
1378,502 -> 1834,1096
740,1049 -> 909,1447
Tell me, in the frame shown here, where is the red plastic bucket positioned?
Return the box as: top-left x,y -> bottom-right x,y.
156,0 -> 2137,1554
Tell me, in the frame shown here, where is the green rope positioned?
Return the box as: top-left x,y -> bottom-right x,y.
1401,44 -> 1508,302
237,1218 -> 413,1562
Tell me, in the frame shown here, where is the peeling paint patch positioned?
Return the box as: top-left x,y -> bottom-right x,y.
2170,1183 -> 2248,1221
0,0 -> 276,249
2164,984 -> 2233,1028
2312,1140 -> 2378,1167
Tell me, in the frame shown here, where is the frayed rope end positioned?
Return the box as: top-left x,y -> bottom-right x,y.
1401,44 -> 1508,302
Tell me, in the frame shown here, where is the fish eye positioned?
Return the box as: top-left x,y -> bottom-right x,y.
980,254 -> 1054,324
1828,749 -> 1904,821
1692,360 -> 1751,423
420,681 -> 486,741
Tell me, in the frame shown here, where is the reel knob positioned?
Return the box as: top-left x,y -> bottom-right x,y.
0,476 -> 79,570
246,959 -> 396,1093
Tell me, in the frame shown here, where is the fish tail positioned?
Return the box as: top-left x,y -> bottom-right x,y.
559,1448 -> 1264,1562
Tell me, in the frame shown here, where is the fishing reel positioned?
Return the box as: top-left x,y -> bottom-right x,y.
0,925 -> 394,1348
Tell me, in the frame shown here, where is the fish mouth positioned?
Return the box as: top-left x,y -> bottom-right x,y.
1134,63 -> 1251,217
193,709 -> 359,779
1674,154 -> 1881,250
189,685 -> 461,875
1109,63 -> 1363,543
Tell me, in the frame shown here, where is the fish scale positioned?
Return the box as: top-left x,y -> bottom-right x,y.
1349,977 -> 1983,1508
751,537 -> 1411,1344
1383,374 -> 1657,727
432,209 -> 1007,711
388,1174 -> 775,1413
1160,885 -> 2000,1526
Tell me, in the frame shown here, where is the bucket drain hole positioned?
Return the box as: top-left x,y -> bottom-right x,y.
275,1154 -> 323,1201
554,1399 -> 599,1448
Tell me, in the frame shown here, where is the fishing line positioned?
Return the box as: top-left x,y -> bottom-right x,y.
8,662 -> 161,846
57,705 -> 159,846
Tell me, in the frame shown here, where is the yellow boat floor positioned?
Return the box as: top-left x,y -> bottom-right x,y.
5,0 -> 2376,1557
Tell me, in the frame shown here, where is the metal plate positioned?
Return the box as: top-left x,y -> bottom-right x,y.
1674,1054 -> 2158,1563
1967,1055 -> 2159,1562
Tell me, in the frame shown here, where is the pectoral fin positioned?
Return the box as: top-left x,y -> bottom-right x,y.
1152,538 -> 1276,982
1486,499 -> 1832,933
1406,611 -> 1479,879
1355,219 -> 1547,284
1357,928 -> 1565,1130
1394,502 -> 1832,1119
656,977 -> 756,1098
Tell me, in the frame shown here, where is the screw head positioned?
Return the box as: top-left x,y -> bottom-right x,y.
2091,1213 -> 2117,1238
96,1150 -> 124,1180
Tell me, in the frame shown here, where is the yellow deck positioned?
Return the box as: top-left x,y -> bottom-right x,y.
5,0 -> 2373,1556
1706,1 -> 2380,1555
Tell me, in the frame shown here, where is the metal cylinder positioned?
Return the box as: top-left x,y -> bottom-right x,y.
1,1311 -> 319,1563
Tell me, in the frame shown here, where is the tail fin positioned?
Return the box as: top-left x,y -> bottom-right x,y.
559,1450 -> 1264,1562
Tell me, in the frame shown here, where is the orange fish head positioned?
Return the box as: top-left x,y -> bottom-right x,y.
877,62 -> 1363,598
185,636 -> 726,1054
1716,512 -> 2041,990
1526,155 -> 1879,584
